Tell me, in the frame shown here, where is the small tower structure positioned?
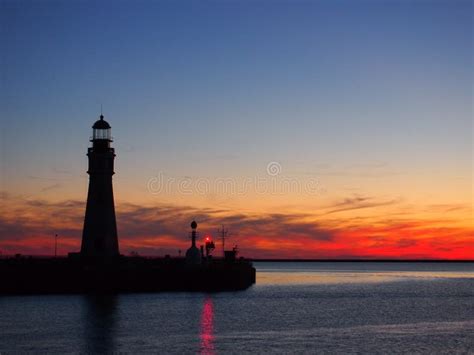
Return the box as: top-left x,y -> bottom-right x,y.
186,221 -> 201,265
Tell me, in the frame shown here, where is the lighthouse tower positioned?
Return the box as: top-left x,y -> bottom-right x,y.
80,114 -> 119,258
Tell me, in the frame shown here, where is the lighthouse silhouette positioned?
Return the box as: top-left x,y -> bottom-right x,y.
80,114 -> 119,258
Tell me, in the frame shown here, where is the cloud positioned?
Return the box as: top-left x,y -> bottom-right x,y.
323,195 -> 400,215
27,175 -> 61,181
51,167 -> 73,175
0,191 -> 472,259
0,193 -> 336,256
40,183 -> 63,192
426,203 -> 472,213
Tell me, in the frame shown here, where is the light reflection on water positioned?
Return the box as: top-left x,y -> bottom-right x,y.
199,297 -> 215,355
255,261 -> 474,285
257,270 -> 474,285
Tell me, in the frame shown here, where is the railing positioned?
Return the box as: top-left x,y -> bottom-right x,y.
90,136 -> 114,141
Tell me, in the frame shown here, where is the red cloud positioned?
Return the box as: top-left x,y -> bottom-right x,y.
0,193 -> 472,259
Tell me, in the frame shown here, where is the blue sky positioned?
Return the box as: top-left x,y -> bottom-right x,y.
1,0 -> 472,204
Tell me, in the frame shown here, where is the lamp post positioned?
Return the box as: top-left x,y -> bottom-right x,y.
54,234 -> 58,258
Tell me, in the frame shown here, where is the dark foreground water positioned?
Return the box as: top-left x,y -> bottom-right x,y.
1,262 -> 473,353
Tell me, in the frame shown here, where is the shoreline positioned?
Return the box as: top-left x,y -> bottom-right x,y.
252,259 -> 474,263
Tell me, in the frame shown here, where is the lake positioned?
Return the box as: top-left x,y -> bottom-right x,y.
1,262 -> 473,353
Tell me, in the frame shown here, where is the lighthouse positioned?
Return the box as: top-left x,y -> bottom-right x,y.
80,114 -> 119,258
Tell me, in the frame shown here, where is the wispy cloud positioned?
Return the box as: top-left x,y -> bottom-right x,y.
0,192 -> 472,259
40,183 -> 63,192
323,195 -> 400,215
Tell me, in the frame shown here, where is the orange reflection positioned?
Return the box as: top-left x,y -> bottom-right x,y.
199,297 -> 215,355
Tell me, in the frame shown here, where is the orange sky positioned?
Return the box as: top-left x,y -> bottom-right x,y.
1,189 -> 472,259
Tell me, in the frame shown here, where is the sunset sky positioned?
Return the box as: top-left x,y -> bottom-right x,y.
1,0 -> 472,259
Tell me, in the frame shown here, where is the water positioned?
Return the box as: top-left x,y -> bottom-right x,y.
1,262 -> 473,353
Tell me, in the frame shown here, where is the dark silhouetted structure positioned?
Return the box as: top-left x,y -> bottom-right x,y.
80,115 -> 119,258
0,115 -> 256,294
186,221 -> 202,265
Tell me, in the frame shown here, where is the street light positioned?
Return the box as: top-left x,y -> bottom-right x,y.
54,234 -> 58,258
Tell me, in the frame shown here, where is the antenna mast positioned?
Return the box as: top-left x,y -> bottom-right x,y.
217,225 -> 228,257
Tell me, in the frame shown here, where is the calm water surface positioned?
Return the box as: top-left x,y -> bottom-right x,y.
1,262 -> 473,353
